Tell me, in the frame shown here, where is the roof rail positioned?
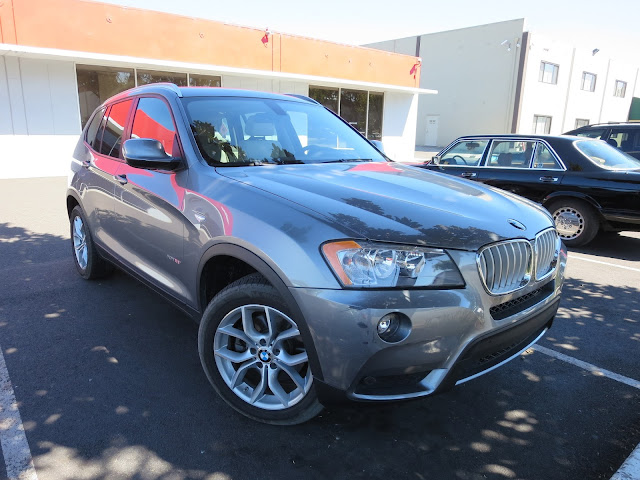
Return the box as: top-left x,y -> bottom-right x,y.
134,82 -> 183,97
285,94 -> 320,105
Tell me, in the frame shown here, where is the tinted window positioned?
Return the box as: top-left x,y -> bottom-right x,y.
532,143 -> 562,169
100,100 -> 133,158
608,129 -> 640,152
487,141 -> 535,168
575,140 -> 640,170
575,128 -> 606,139
438,140 -> 488,166
86,107 -> 105,151
132,97 -> 178,157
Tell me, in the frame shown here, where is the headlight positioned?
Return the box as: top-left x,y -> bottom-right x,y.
322,240 -> 465,288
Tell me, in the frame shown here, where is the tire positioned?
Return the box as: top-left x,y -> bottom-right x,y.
198,273 -> 323,425
547,199 -> 599,247
69,205 -> 113,279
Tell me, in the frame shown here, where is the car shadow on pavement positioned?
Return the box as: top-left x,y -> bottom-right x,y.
0,224 -> 638,480
572,231 -> 640,262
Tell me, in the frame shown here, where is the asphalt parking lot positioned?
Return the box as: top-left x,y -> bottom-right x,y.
1,176 -> 639,480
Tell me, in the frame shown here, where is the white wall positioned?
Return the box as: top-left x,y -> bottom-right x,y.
222,75 -> 309,96
381,92 -> 418,161
598,60 -> 638,124
0,56 -> 81,178
517,34 -> 575,135
518,35 -> 639,133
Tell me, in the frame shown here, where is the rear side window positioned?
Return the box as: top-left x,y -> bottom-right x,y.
131,97 -> 178,156
85,107 -> 105,151
100,99 -> 133,159
487,140 -> 535,168
532,143 -> 563,169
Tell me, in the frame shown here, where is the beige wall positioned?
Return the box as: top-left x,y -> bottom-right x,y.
368,19 -> 525,147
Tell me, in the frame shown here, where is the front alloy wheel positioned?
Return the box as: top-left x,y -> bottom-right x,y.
198,274 -> 323,425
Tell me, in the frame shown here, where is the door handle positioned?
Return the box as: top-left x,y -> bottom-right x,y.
539,176 -> 558,183
82,159 -> 91,168
114,174 -> 128,185
461,172 -> 477,178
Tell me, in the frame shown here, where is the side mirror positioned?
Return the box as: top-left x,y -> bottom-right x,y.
370,140 -> 385,154
432,155 -> 441,164
122,139 -> 182,170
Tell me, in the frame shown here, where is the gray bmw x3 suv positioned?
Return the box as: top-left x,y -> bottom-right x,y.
67,84 -> 566,424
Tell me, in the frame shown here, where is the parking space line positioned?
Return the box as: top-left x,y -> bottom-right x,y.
0,346 -> 38,480
532,345 -> 640,389
611,442 -> 640,480
568,253 -> 640,273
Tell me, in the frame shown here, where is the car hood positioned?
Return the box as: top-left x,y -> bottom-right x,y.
218,162 -> 554,251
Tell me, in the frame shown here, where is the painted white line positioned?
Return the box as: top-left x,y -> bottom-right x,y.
0,345 -> 38,480
568,253 -> 640,273
532,344 -> 640,389
611,442 -> 640,480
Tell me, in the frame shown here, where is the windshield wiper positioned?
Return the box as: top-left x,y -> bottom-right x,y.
319,158 -> 374,163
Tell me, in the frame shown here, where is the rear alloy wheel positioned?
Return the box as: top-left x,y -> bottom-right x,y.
69,205 -> 113,279
198,274 -> 323,425
548,199 -> 599,247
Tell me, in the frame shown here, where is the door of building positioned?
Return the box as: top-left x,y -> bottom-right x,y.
425,115 -> 439,146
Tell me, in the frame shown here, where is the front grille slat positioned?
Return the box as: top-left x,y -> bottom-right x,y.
535,229 -> 559,281
478,239 -> 532,295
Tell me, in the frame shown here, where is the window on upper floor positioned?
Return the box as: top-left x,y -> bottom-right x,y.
533,115 -> 552,134
614,80 -> 627,98
539,62 -> 559,84
575,119 -> 590,129
581,72 -> 597,92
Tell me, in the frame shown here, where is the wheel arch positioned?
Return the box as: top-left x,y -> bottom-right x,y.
542,191 -> 602,212
197,242 -> 324,382
66,190 -> 82,218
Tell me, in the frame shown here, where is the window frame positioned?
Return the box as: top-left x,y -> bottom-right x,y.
98,98 -> 135,160
614,80 -> 627,98
581,72 -> 597,92
575,119 -> 590,129
130,94 -> 185,162
533,115 -> 552,135
538,61 -> 559,85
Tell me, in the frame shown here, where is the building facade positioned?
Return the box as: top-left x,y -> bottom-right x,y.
0,0 -> 434,178
367,19 -> 639,147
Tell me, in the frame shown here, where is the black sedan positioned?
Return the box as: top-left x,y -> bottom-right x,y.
419,135 -> 640,246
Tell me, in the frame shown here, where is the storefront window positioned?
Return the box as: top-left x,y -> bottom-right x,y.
76,65 -> 134,127
367,92 -> 384,141
340,89 -> 367,136
137,70 -> 188,87
309,87 -> 339,114
189,74 -> 222,87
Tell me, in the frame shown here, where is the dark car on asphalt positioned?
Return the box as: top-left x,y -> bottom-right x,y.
67,85 -> 566,424
564,122 -> 640,160
421,135 -> 640,247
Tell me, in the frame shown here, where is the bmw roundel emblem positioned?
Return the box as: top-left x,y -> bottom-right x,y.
508,219 -> 526,231
259,351 -> 270,362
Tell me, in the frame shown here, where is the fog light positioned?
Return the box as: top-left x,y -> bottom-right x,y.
376,313 -> 411,343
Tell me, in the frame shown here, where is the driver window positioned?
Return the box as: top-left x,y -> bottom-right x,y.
438,140 -> 488,166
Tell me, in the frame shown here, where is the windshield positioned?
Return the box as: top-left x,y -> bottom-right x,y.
575,139 -> 640,170
181,96 -> 387,166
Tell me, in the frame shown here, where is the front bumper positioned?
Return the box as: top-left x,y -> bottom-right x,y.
289,247 -> 566,403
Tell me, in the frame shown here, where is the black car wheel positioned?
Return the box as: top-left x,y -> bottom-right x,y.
548,199 -> 599,247
198,273 -> 323,425
70,205 -> 113,279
